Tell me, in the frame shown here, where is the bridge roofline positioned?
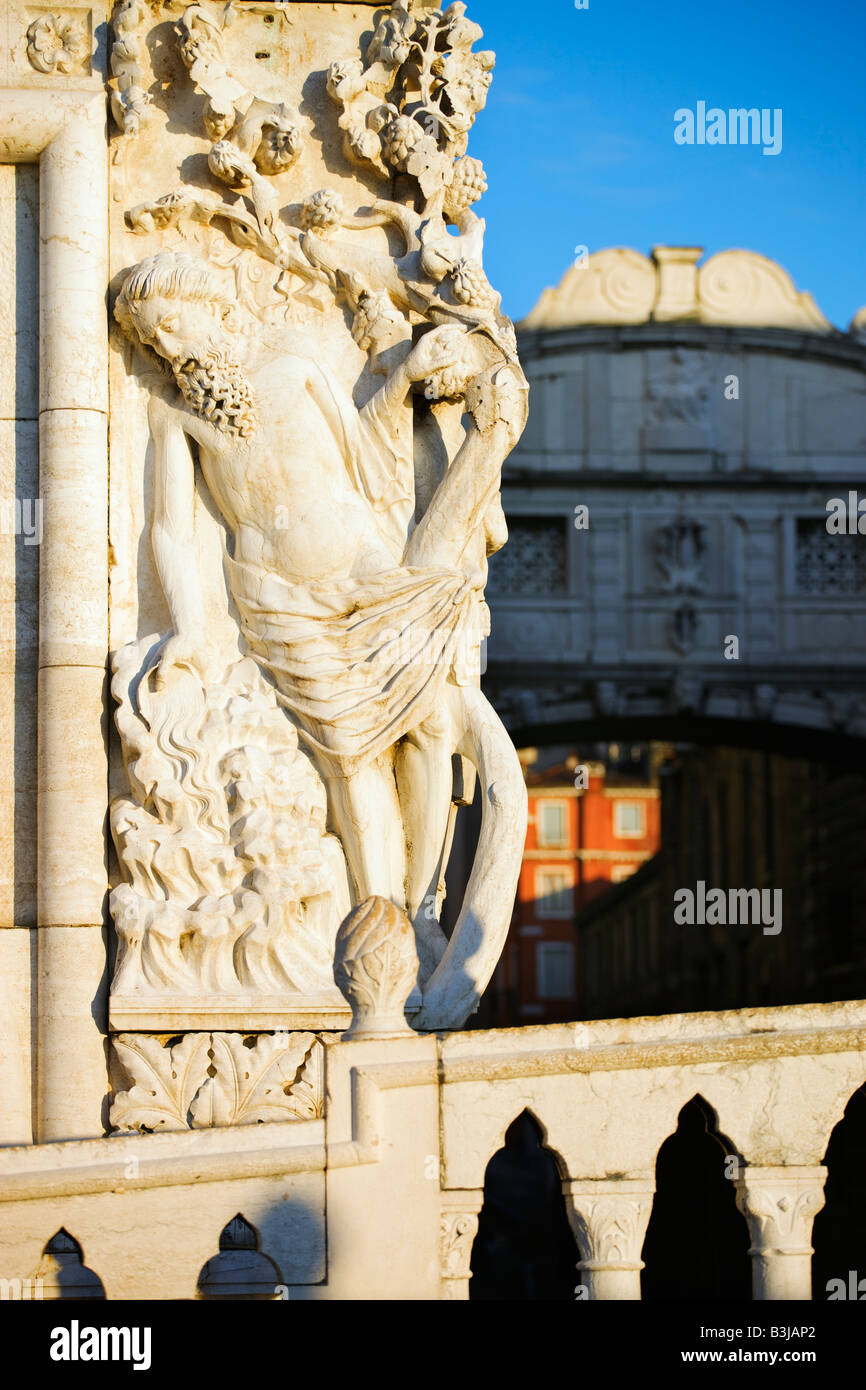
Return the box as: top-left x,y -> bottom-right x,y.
516,321 -> 866,373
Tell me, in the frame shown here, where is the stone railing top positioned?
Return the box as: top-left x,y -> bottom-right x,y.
439,997 -> 866,1075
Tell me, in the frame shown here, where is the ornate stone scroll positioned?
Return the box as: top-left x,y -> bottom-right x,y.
108,0 -> 528,1045
439,1189 -> 483,1299
522,245 -> 832,331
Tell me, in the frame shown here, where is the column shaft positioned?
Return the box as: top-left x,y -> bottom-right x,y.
35,96 -> 109,1142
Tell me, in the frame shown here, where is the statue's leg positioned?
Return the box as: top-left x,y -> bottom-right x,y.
324,753 -> 407,910
394,701 -> 455,979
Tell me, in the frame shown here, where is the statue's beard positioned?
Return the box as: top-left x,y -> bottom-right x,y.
170,341 -> 257,438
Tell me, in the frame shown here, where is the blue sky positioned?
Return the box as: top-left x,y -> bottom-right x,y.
464,0 -> 866,328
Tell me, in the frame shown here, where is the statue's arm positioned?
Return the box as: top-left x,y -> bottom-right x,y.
360,325 -> 474,431
148,395 -> 210,680
358,356 -> 413,432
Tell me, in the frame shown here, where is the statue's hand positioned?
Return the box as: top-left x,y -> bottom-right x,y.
154,632 -> 217,691
403,325 -> 467,384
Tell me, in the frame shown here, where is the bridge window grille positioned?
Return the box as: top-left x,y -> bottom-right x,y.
795,518 -> 866,594
486,517 -> 567,595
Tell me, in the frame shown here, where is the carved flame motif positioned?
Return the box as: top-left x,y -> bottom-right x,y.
109,641 -> 350,1004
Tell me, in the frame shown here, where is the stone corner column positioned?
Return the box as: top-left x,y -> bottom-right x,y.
563,1178 -> 655,1301
439,1189 -> 484,1301
734,1165 -> 827,1301
36,92 -> 110,1142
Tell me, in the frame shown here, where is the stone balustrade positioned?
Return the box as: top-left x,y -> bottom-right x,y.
0,998 -> 862,1300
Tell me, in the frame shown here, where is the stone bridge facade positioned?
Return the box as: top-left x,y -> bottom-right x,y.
486,256 -> 866,748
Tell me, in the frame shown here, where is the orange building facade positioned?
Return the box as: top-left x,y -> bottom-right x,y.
490,756 -> 661,1025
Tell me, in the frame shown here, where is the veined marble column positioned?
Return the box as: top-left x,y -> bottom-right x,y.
735,1165 -> 827,1300
439,1189 -> 484,1300
564,1178 -> 655,1300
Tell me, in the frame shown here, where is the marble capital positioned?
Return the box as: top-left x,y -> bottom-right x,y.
563,1178 -> 655,1301
439,1189 -> 484,1300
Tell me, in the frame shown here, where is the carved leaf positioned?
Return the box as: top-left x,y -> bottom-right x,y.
110,1033 -> 211,1132
189,1032 -> 319,1127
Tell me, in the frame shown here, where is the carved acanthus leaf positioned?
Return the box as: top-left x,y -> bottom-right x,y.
110,1032 -> 212,1133
189,1032 -> 320,1126
110,1032 -> 324,1131
333,896 -> 419,1036
569,1194 -> 654,1267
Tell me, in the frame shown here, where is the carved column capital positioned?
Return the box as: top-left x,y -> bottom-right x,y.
563,1178 -> 655,1300
734,1165 -> 827,1300
439,1190 -> 483,1301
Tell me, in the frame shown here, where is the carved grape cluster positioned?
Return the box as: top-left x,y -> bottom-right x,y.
328,1 -> 495,208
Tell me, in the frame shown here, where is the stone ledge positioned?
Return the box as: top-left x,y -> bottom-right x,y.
438,998 -> 866,1069
0,1117 -> 326,1203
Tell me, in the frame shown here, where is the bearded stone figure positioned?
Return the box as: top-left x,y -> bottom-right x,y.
108,0 -> 528,1034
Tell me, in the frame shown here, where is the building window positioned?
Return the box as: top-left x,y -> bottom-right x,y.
610,863 -> 638,883
614,801 -> 645,838
795,517 -> 866,594
486,517 -> 567,595
535,869 -> 573,917
536,942 -> 575,999
537,799 -> 568,847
